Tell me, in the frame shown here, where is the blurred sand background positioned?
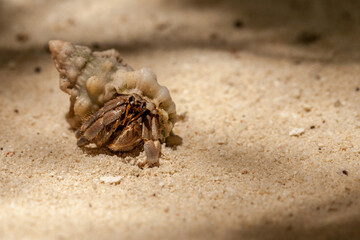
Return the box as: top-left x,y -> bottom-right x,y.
1,0 -> 360,239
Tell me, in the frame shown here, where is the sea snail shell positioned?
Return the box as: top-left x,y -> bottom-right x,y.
49,40 -> 176,141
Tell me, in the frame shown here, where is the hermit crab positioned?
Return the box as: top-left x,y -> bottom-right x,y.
49,40 -> 176,166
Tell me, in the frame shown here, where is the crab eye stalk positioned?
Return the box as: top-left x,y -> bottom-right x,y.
49,40 -> 176,166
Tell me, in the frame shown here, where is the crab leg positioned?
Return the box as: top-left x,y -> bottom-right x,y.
107,119 -> 142,152
151,116 -> 160,140
141,115 -> 152,140
77,108 -> 126,147
142,114 -> 161,165
76,96 -> 128,137
144,140 -> 160,166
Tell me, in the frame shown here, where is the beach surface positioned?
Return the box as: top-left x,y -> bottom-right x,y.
1,0 -> 360,239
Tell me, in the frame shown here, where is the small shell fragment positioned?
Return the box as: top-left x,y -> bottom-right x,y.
100,176 -> 123,185
289,128 -> 305,136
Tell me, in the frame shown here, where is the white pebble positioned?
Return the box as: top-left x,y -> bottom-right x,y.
100,176 -> 123,185
289,128 -> 305,136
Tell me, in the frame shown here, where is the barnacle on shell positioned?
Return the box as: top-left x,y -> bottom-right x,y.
49,40 -> 176,165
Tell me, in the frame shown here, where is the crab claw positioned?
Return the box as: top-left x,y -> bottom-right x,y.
77,136 -> 90,147
144,140 -> 160,166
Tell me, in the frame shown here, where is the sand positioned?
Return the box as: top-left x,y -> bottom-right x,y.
1,0 -> 360,239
